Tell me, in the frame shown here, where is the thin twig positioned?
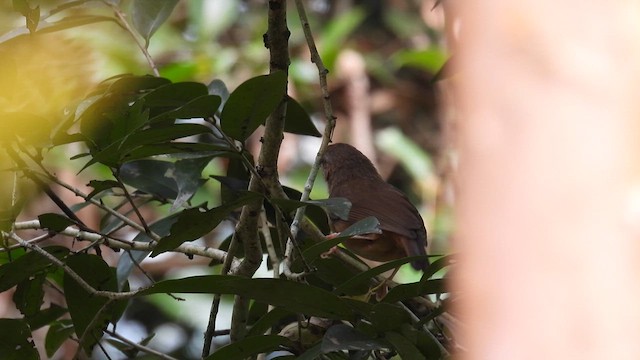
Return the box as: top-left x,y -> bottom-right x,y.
104,1 -> 160,76
112,171 -> 152,235
9,220 -> 235,266
104,328 -> 180,360
260,207 -> 281,278
285,0 -> 338,278
7,232 -> 143,300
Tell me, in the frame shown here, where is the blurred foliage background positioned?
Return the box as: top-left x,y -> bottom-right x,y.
0,0 -> 452,358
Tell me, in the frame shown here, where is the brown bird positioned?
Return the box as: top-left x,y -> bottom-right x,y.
321,143 -> 429,271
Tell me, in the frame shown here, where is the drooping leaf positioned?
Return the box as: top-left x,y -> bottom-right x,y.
246,307 -> 295,338
64,254 -> 124,354
204,335 -> 295,360
320,324 -> 386,353
0,319 -> 39,360
383,279 -> 447,303
369,303 -> 411,332
221,71 -> 287,141
86,179 -> 122,199
142,81 -> 209,107
139,275 -> 356,320
150,191 -> 262,256
45,320 -> 74,358
116,213 -> 180,290
383,330 -> 426,360
284,96 -> 321,137
131,0 -> 179,47
13,273 -> 45,318
0,246 -> 69,292
37,213 -> 77,232
119,160 -> 178,200
26,304 -> 68,330
150,95 -> 221,122
170,156 -> 212,211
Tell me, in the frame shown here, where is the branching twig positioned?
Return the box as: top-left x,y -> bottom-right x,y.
6,232 -> 143,300
103,1 -> 160,76
284,0 -> 339,278
104,328 -> 180,360
9,220 -> 235,266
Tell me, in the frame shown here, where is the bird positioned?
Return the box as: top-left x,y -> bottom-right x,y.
320,143 -> 429,271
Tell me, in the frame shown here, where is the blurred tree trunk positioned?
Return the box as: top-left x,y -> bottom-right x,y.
453,1 -> 640,359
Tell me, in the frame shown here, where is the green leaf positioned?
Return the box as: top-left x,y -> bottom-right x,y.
308,198 -> 351,221
13,273 -> 45,318
131,0 -> 179,47
139,275 -> 356,320
369,303 -> 411,332
64,254 -> 124,354
35,15 -> 116,34
86,180 -> 122,199
45,320 -> 74,358
107,74 -> 172,94
383,279 -> 447,303
333,256 -> 425,296
119,160 -> 178,199
150,191 -> 261,256
0,319 -> 39,360
121,142 -> 231,162
246,307 -> 295,337
142,82 -> 209,107
221,71 -> 287,141
37,213 -> 76,232
150,95 -> 222,122
116,214 -> 180,290
119,123 -> 212,149
26,304 -> 68,330
384,331 -> 426,360
170,157 -> 212,211
0,246 -> 69,292
392,48 -> 448,73
320,324 -> 386,353
204,335 -> 294,360
283,96 -> 321,137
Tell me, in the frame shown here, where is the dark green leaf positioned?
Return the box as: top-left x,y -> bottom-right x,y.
107,75 -> 172,94
204,335 -> 294,360
0,319 -> 39,360
122,142 -> 231,162
86,180 -> 122,199
142,82 -> 208,107
221,71 -> 287,141
383,279 -> 447,303
284,97 -> 321,137
131,0 -> 178,46
151,95 -> 222,122
64,254 -> 124,354
384,331 -> 426,360
151,191 -> 261,256
0,246 -> 69,292
45,320 -> 74,358
369,303 -> 411,332
120,123 -> 212,149
139,275 -> 356,320
170,157 -> 212,211
13,273 -> 45,318
246,307 -> 295,337
400,323 -> 442,358
320,324 -> 386,353
116,214 -> 180,290
37,213 -> 76,232
119,160 -> 178,199
26,304 -> 68,330
334,256 -> 428,296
